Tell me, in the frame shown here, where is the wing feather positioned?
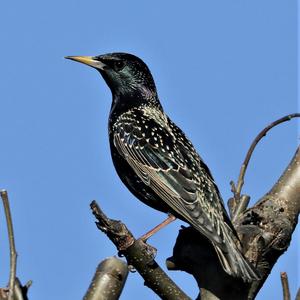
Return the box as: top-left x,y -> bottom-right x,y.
113,115 -> 226,246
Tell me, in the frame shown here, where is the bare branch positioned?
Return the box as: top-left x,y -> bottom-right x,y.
280,272 -> 291,300
0,190 -> 17,300
83,257 -> 128,300
90,201 -> 191,300
231,194 -> 250,224
234,113 -> 300,200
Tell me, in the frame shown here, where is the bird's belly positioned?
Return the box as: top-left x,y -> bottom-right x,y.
110,144 -> 169,213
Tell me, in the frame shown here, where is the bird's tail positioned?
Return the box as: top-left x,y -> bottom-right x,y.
213,227 -> 260,282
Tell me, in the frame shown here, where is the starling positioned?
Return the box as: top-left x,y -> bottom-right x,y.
66,53 -> 259,281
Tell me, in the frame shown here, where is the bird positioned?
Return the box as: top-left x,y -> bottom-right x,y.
65,52 -> 259,282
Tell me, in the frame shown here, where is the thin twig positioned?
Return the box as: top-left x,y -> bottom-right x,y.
280,272 -> 291,300
234,113 -> 300,200
231,194 -> 250,224
0,190 -> 17,300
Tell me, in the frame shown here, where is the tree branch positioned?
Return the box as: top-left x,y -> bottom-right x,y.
90,201 -> 191,300
0,278 -> 31,300
233,113 -> 300,200
229,113 -> 300,221
83,257 -> 128,300
241,146 -> 300,299
0,190 -> 32,300
280,272 -> 291,300
1,190 -> 17,300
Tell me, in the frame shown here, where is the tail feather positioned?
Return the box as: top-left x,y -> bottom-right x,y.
214,230 -> 260,282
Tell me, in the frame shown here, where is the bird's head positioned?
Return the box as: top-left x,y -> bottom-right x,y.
65,53 -> 157,100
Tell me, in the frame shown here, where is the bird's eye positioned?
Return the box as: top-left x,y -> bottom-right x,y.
114,60 -> 125,71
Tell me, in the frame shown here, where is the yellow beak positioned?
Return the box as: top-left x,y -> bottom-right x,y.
65,56 -> 106,69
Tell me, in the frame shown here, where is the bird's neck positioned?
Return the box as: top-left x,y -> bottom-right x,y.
109,90 -> 163,123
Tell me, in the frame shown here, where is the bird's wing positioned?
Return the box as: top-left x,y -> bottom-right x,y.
113,114 -> 228,247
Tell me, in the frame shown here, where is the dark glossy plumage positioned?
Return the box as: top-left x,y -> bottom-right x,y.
66,52 -> 259,282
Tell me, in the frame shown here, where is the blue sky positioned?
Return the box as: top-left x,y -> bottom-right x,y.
0,1 -> 298,299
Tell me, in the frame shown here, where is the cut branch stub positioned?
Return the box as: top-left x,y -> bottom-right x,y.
280,272 -> 291,300
91,200 -> 135,251
83,257 -> 128,300
90,201 -> 191,300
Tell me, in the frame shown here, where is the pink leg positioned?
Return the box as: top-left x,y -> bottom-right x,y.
139,214 -> 177,242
